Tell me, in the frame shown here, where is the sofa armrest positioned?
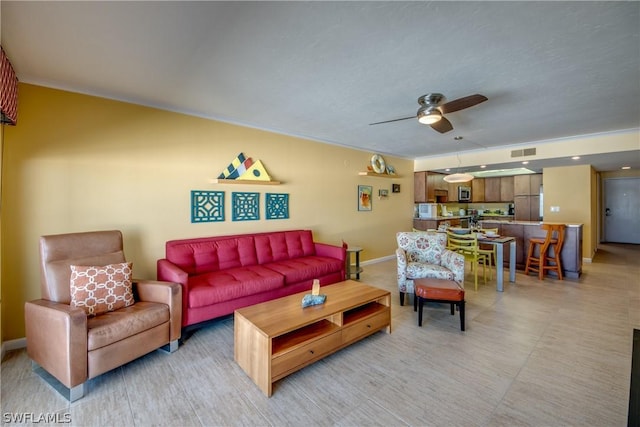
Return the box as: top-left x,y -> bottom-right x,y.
24,299 -> 88,389
135,280 -> 182,342
314,242 -> 346,262
157,259 -> 189,329
441,249 -> 466,286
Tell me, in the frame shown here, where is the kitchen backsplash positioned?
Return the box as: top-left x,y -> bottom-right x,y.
445,202 -> 512,214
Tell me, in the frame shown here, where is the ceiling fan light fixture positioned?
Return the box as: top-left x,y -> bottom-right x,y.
417,107 -> 442,125
443,172 -> 474,183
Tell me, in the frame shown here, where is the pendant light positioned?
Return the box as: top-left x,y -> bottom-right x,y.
443,152 -> 474,183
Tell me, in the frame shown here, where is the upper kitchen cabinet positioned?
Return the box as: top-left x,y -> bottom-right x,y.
484,177 -> 501,202
514,174 -> 542,196
414,171 -> 427,202
448,182 -> 459,202
471,178 -> 485,202
414,172 -> 449,203
500,176 -> 514,201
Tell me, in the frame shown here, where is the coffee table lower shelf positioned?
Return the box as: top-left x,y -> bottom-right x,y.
234,280 -> 391,396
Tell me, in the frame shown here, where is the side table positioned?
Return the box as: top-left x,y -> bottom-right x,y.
345,246 -> 363,280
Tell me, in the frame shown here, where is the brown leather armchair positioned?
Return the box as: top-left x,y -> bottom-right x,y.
25,230 -> 181,401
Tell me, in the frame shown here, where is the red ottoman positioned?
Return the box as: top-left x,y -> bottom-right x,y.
414,278 -> 465,331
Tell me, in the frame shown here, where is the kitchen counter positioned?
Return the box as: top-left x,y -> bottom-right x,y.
413,215 -> 472,231
479,220 -> 583,278
479,214 -> 514,220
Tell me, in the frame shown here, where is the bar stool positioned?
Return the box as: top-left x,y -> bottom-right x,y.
525,223 -> 566,280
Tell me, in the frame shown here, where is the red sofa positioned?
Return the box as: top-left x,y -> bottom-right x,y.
157,230 -> 346,328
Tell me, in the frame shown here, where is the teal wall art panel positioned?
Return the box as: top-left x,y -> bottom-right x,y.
191,190 -> 225,223
266,193 -> 289,220
232,192 -> 260,221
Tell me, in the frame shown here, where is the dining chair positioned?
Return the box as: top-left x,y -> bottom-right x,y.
477,228 -> 499,279
446,231 -> 490,291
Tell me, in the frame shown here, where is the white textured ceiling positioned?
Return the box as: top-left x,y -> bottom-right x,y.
2,1 -> 639,172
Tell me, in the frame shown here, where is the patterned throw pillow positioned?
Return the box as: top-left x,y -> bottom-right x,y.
70,262 -> 135,316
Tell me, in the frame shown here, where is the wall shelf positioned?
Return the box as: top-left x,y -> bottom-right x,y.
358,172 -> 400,178
210,179 -> 281,185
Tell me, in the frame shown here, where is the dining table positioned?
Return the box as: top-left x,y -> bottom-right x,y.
477,234 -> 516,292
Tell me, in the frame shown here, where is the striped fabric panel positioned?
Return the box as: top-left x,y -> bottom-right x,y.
0,46 -> 18,125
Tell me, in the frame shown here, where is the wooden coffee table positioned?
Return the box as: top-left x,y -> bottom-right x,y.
234,280 -> 391,396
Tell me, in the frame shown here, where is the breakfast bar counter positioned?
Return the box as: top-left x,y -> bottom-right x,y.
479,220 -> 583,278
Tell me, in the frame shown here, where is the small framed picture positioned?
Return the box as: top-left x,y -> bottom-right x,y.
379,189 -> 389,198
392,184 -> 401,193
358,185 -> 372,211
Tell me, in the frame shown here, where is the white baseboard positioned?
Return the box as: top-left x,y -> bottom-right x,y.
361,254 -> 395,266
1,337 -> 27,361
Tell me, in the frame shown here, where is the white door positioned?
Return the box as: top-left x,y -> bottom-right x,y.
604,178 -> 640,244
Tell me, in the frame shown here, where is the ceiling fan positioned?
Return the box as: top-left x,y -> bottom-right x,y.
369,93 -> 488,134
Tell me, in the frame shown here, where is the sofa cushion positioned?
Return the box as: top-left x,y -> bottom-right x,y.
265,256 -> 344,285
188,265 -> 284,308
87,301 -> 169,351
70,262 -> 135,316
406,262 -> 456,282
255,230 -> 316,264
167,236 -> 258,275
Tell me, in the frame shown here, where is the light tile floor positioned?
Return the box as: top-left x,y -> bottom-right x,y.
2,243 -> 638,426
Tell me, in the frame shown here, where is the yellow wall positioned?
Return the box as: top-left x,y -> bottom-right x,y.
1,83 -> 414,340
542,165 -> 595,258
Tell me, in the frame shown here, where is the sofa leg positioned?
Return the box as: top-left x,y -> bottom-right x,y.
32,361 -> 85,402
160,339 -> 179,354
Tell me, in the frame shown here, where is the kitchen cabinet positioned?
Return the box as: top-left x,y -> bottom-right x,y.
500,177 -> 514,202
514,174 -> 542,196
414,172 -> 427,202
514,195 -> 540,221
448,182 -> 459,202
471,178 -> 485,202
484,177 -> 501,202
414,172 -> 449,203
530,174 -> 542,195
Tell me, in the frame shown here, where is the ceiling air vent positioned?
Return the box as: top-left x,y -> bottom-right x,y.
511,147 -> 537,158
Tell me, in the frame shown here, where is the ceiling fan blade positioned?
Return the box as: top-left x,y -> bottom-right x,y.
369,116 -> 415,126
431,117 -> 453,133
439,94 -> 488,114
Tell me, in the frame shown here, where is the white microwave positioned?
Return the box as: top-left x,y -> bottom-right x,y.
418,203 -> 439,219
458,186 -> 471,202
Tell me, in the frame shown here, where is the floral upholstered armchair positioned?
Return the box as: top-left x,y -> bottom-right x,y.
396,232 -> 465,306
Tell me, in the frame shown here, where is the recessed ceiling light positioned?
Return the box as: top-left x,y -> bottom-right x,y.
571,156 -> 580,160
480,165 -> 487,168
622,166 -> 631,170
453,136 -> 463,141
445,168 -> 451,172
522,161 -> 529,165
